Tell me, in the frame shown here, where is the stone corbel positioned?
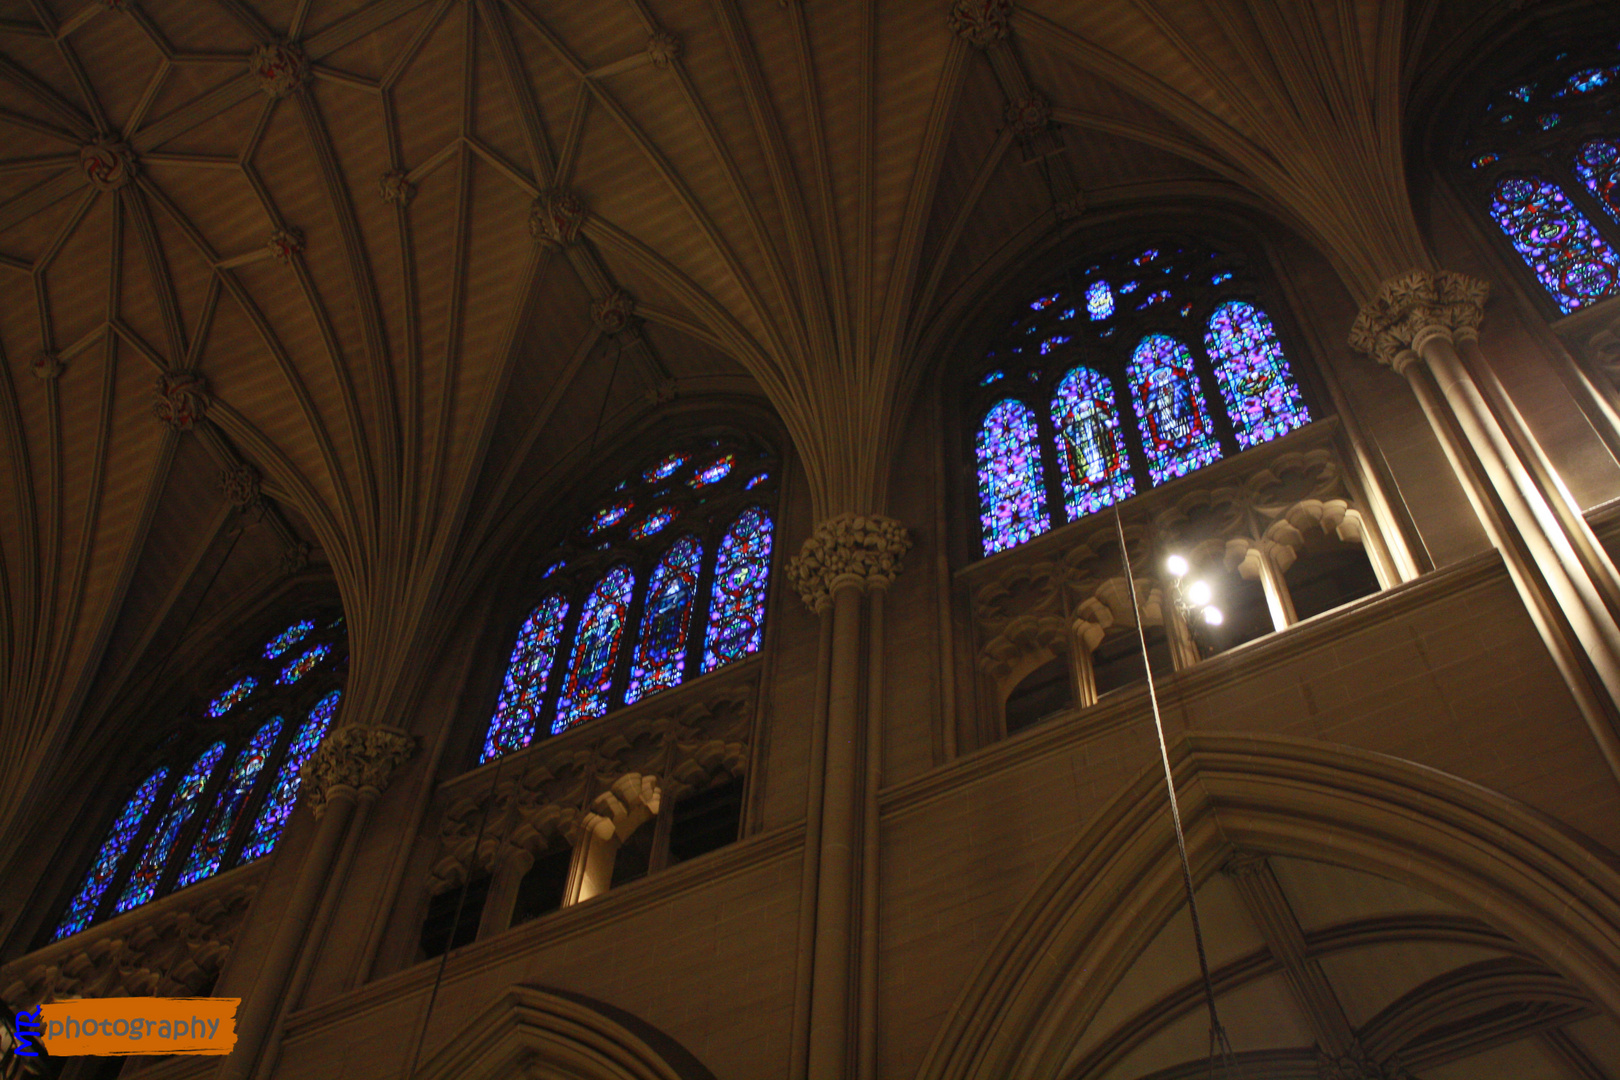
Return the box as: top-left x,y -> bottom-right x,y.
977,613 -> 1067,682
298,725 -> 416,818
578,773 -> 662,844
787,513 -> 912,612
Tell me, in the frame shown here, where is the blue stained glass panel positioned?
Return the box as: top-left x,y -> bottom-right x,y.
276,643 -> 330,685
482,596 -> 569,763
1050,368 -> 1134,521
981,370 -> 1005,386
1205,302 -> 1311,449
238,691 -> 341,862
55,768 -> 169,938
589,500 -> 633,533
976,399 -> 1049,555
1138,290 -> 1172,310
542,560 -> 566,579
702,508 -> 774,673
1128,335 -> 1223,485
631,508 -> 677,540
264,620 -> 314,660
690,455 -> 734,488
1564,66 -> 1615,95
1086,281 -> 1114,320
1030,292 -> 1060,311
1575,137 -> 1620,225
555,566 -> 635,732
175,717 -> 283,887
1134,248 -> 1159,265
745,473 -> 769,490
643,453 -> 689,483
207,677 -> 257,717
1470,153 -> 1500,170
114,742 -> 227,913
1488,176 -> 1620,313
626,537 -> 703,703
1040,336 -> 1070,355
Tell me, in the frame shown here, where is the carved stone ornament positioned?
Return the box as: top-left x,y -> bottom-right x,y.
1316,1048 -> 1411,1080
267,228 -> 305,263
31,352 -> 64,380
298,725 -> 416,818
1347,269 -> 1489,373
1052,192 -> 1086,221
80,139 -> 137,192
591,288 -> 636,335
1005,93 -> 1051,139
378,169 -> 416,207
647,29 -> 682,68
282,540 -> 312,575
153,371 -> 209,430
645,378 -> 678,406
947,0 -> 1012,47
786,513 -> 912,612
250,41 -> 311,99
528,187 -> 586,247
220,462 -> 260,507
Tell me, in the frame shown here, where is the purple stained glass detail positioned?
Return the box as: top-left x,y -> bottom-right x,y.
626,537 -> 703,702
702,508 -> 774,673
264,620 -> 314,660
976,399 -> 1050,555
482,596 -> 570,763
1470,153 -> 1500,170
1030,292 -> 1060,311
588,500 -> 633,533
1119,280 -> 1140,294
643,453 -> 689,483
542,560 -> 565,579
981,370 -> 1005,386
238,691 -> 341,862
176,717 -> 283,887
207,676 -> 257,718
1134,248 -> 1159,266
1488,176 -> 1620,313
55,767 -> 169,938
555,566 -> 635,732
1508,83 -> 1536,103
1565,66 -> 1615,95
745,473 -> 769,490
1087,282 -> 1114,320
1211,271 -> 1234,284
1128,334 -> 1223,485
1050,367 -> 1134,522
689,455 -> 735,488
1138,290 -> 1172,310
1180,304 -> 1194,317
1040,336 -> 1071,355
1205,301 -> 1312,449
276,643 -> 331,686
1575,137 -> 1620,225
631,507 -> 677,540
113,742 -> 227,913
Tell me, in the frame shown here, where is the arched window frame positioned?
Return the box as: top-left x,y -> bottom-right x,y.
478,431 -> 781,763
49,609 -> 347,942
963,238 -> 1318,559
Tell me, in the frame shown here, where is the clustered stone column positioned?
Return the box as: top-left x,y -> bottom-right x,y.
1351,270 -> 1620,779
217,725 -> 414,1080
785,514 -> 910,1080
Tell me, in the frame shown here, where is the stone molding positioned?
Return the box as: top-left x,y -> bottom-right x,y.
786,513 -> 911,612
80,139 -> 137,192
528,187 -> 586,248
153,371 -> 209,430
299,725 -> 416,818
250,42 -> 311,98
1348,269 -> 1489,373
947,0 -> 1012,48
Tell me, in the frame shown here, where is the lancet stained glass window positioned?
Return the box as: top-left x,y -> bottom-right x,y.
555,566 -> 636,732
1050,368 -> 1133,521
626,538 -> 703,703
264,620 -> 314,660
113,742 -> 227,913
703,508 -> 774,673
176,717 -> 284,887
483,596 -> 570,762
240,690 -> 342,862
276,644 -> 330,685
55,768 -> 169,938
977,400 -> 1050,555
1575,137 -> 1620,225
1204,302 -> 1311,448
1129,335 -> 1222,484
207,677 -> 257,718
1489,176 -> 1620,313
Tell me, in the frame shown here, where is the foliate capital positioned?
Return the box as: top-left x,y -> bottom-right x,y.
947,0 -> 1012,48
1348,269 -> 1489,370
299,725 -> 416,818
787,513 -> 911,612
153,371 -> 209,430
529,187 -> 586,248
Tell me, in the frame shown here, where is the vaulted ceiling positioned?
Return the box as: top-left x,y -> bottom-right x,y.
0,0 -> 1527,862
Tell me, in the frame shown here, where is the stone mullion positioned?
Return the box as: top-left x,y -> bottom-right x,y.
1033,387 -> 1073,531
1189,334 -> 1243,460
683,528 -> 722,681
152,742 -> 239,900
538,592 -> 587,739
609,564 -> 653,712
1112,365 -> 1159,500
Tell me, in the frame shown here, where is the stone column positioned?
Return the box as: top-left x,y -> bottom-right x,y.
786,514 -> 910,1080
217,725 -> 415,1080
1351,271 -> 1620,781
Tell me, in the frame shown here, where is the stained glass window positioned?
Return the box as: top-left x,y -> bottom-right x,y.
239,691 -> 341,862
113,742 -> 227,913
207,677 -> 257,718
981,370 -> 1005,386
541,560 -> 565,579
690,456 -> 734,488
1562,66 -> 1615,95
745,473 -> 769,490
589,500 -> 633,533
555,566 -> 635,732
264,620 -> 314,660
1086,281 -> 1114,320
175,717 -> 283,887
976,400 -> 1049,555
1050,368 -> 1134,521
1040,336 -> 1070,354
1470,153 -> 1500,170
483,595 -> 570,762
55,768 -> 169,938
1575,137 -> 1620,225
626,538 -> 703,703
276,644 -> 330,685
643,453 -> 689,483
1134,248 -> 1159,265
1138,290 -> 1171,310
632,508 -> 677,540
1128,335 -> 1222,484
1488,176 -> 1620,313
1030,292 -> 1059,311
1204,302 -> 1312,449
702,508 -> 773,673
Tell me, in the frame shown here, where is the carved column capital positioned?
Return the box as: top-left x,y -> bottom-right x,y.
787,513 -> 912,612
298,725 -> 416,818
153,371 -> 209,430
947,0 -> 1012,47
1348,269 -> 1489,371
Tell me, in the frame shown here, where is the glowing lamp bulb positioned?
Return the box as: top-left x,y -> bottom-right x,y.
1166,554 -> 1190,577
1187,580 -> 1213,607
1203,606 -> 1225,627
